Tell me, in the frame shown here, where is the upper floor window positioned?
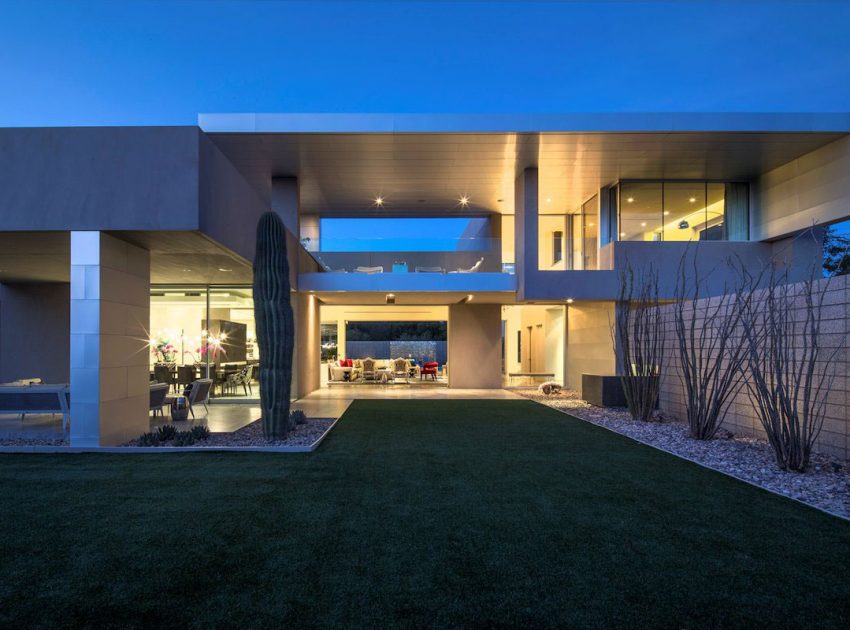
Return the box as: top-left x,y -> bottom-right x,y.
618,181 -> 749,242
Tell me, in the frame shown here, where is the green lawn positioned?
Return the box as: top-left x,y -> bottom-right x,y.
1,400 -> 849,627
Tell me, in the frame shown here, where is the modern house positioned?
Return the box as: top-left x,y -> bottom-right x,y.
1,112 -> 849,446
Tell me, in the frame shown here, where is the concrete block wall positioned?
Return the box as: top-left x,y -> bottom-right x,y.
657,274 -> 849,460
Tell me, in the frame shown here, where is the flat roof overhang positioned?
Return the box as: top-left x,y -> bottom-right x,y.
199,112 -> 850,215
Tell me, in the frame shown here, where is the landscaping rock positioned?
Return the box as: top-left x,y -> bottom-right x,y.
518,389 -> 850,520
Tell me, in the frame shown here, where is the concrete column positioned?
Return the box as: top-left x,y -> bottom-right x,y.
272,177 -> 299,236
70,232 -> 150,447
294,292 -> 320,398
514,168 -> 539,300
448,303 -> 502,389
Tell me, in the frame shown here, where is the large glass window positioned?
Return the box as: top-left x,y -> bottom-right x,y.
150,286 -> 259,402
582,195 -> 599,269
619,183 -> 663,241
618,181 -> 747,242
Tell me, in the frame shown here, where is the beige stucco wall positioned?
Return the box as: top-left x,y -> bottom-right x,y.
566,302 -> 616,391
657,274 -> 849,460
294,292 -> 321,398
448,303 -> 502,389
755,135 -> 850,240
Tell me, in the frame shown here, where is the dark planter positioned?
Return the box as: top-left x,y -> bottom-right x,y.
581,374 -> 660,408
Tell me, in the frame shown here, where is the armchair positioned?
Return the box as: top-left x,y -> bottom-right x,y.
421,361 -> 439,380
391,358 -> 410,383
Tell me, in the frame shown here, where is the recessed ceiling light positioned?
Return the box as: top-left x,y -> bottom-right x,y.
374,196 -> 384,207
546,197 -> 552,203
663,211 -> 670,216
218,268 -> 232,273
627,197 -> 634,203
640,222 -> 647,227
620,232 -> 626,237
689,197 -> 696,203
587,222 -> 595,227
182,268 -> 192,272
566,298 -> 574,304
458,195 -> 470,207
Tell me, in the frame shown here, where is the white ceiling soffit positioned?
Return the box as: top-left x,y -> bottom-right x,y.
202,114 -> 849,216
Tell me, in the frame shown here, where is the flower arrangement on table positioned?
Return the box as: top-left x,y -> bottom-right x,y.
150,336 -> 177,363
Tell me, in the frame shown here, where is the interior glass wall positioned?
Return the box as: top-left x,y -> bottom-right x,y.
538,195 -> 598,271
618,181 -> 748,242
150,286 -> 259,402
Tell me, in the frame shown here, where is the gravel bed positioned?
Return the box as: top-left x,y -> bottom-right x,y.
201,417 -> 335,448
0,436 -> 68,447
122,417 -> 335,448
517,389 -> 850,520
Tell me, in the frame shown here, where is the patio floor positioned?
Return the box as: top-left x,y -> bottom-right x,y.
1,399 -> 848,626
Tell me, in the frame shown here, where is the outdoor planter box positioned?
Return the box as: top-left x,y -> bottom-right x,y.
581,374 -> 659,408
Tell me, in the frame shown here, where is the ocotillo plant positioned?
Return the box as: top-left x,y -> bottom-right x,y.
253,212 -> 295,439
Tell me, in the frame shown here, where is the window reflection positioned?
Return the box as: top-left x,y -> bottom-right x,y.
618,181 -> 742,242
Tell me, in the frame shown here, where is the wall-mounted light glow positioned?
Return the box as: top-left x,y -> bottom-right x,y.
663,211 -> 670,216
218,268 -> 232,273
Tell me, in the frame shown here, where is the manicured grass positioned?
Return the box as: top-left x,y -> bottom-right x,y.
1,400 -> 849,627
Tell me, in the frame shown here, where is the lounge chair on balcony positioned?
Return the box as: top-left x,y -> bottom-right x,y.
415,265 -> 444,273
354,266 -> 383,274
449,257 -> 484,273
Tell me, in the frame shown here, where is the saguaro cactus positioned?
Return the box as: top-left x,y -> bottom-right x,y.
253,212 -> 295,439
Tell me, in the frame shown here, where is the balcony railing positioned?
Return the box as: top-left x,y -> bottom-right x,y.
304,237 -> 513,275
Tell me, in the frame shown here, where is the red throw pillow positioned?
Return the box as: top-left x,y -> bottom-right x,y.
340,359 -> 353,367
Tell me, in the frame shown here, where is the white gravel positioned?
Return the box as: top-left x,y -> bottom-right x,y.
518,389 -> 850,520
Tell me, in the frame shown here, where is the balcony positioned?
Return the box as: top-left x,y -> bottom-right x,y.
298,236 -> 516,294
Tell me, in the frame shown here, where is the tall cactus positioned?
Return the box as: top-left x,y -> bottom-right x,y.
253,212 -> 295,440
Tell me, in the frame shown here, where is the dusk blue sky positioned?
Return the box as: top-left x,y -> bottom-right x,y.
1,0 -> 849,127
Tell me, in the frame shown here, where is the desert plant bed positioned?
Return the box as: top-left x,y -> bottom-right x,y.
519,389 -> 850,519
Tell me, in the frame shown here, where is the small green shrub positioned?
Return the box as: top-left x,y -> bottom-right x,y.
190,425 -> 211,440
290,409 -> 307,426
137,432 -> 161,447
157,424 -> 177,441
172,431 -> 196,447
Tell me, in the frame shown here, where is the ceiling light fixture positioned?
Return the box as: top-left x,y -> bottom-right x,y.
566,298 -> 574,304
689,197 -> 696,203
627,197 -> 634,203
386,293 -> 396,304
218,267 -> 232,273
640,222 -> 647,227
663,211 -> 670,216
374,196 -> 384,207
458,195 -> 470,207
546,197 -> 552,203
464,294 -> 474,303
